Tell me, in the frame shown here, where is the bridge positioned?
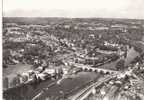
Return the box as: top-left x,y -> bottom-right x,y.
71,62 -> 119,75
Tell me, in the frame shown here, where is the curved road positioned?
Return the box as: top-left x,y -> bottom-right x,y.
69,75 -> 115,100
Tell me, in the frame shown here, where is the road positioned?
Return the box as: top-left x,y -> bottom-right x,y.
4,72 -> 101,100
31,72 -> 102,100
70,75 -> 115,100
3,46 -> 140,100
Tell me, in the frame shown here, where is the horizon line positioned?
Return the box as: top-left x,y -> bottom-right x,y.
2,16 -> 144,20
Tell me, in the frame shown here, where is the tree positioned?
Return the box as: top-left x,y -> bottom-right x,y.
116,59 -> 125,71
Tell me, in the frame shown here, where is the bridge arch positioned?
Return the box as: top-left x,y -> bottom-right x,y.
105,71 -> 110,75
83,68 -> 89,71
94,69 -> 98,73
89,69 -> 93,72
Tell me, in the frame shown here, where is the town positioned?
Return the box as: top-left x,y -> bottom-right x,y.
3,17 -> 144,100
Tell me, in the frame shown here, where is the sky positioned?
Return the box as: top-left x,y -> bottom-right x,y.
3,0 -> 144,19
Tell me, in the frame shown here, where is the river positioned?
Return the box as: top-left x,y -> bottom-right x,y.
4,72 -> 102,100
3,46 -> 140,100
125,46 -> 139,66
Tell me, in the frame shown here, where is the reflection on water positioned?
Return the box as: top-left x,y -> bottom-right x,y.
125,46 -> 139,66
3,47 -> 140,100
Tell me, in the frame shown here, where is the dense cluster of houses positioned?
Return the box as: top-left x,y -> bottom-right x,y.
3,66 -> 66,90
